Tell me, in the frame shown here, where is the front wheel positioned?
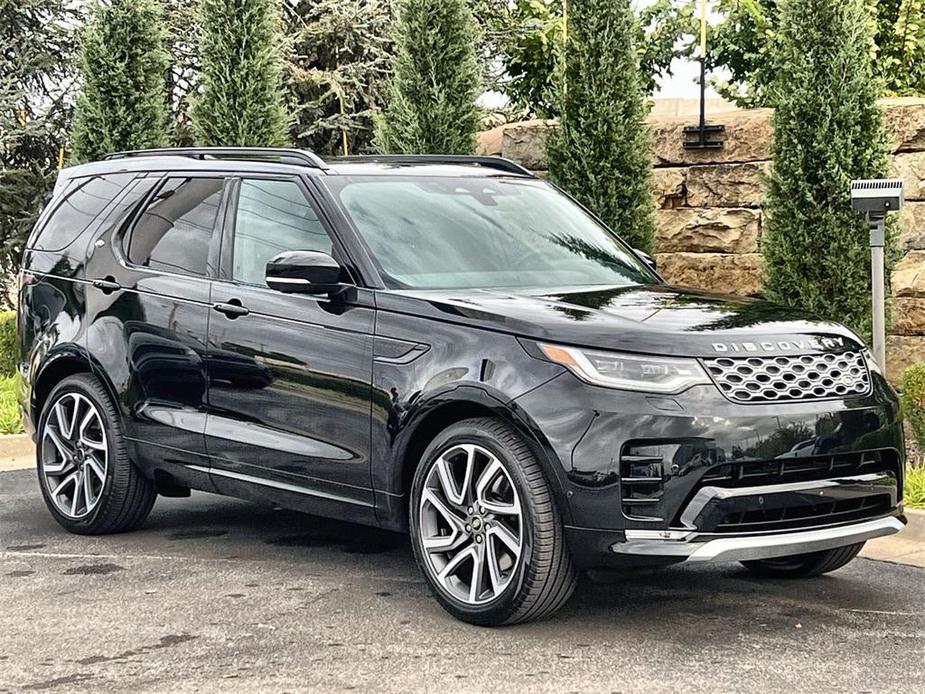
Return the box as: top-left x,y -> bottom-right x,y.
409,418 -> 576,626
740,542 -> 864,578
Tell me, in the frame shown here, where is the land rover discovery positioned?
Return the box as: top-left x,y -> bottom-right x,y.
18,148 -> 906,625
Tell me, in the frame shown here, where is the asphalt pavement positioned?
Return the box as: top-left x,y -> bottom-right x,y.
2,467 -> 924,693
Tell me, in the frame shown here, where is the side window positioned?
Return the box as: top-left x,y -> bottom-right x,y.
232,178 -> 334,286
33,173 -> 135,252
127,177 -> 225,276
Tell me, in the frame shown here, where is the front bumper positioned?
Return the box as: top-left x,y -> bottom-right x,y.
514,369 -> 905,568
613,515 -> 905,563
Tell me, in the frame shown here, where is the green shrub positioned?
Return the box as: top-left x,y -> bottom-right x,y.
901,362 -> 925,450
906,464 -> 925,509
761,0 -> 893,340
0,311 -> 15,377
545,0 -> 656,252
374,0 -> 482,154
69,0 -> 169,163
0,375 -> 22,435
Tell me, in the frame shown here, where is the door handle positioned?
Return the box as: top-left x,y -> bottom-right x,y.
212,300 -> 249,318
92,276 -> 121,294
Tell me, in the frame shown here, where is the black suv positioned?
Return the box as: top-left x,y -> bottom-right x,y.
18,147 -> 906,625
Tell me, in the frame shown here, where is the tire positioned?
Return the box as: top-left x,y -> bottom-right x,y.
740,542 -> 864,578
409,417 -> 576,626
36,373 -> 156,535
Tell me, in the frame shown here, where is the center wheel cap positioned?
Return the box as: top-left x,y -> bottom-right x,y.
470,517 -> 482,532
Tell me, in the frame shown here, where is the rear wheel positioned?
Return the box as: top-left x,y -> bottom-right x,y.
37,374 -> 156,534
409,418 -> 576,626
740,542 -> 864,578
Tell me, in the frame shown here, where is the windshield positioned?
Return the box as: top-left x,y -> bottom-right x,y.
323,175 -> 658,290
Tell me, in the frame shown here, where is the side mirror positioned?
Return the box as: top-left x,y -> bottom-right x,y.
634,248 -> 657,272
266,250 -> 344,295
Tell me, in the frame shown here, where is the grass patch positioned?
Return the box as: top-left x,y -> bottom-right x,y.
0,375 -> 23,435
906,464 -> 925,510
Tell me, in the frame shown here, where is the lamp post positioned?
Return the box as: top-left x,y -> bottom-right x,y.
850,179 -> 905,372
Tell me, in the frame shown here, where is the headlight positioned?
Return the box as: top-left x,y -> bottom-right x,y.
539,343 -> 711,394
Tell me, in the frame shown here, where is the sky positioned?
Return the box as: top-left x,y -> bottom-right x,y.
642,0 -> 723,100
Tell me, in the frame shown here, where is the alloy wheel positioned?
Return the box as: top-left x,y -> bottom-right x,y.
418,443 -> 524,606
40,392 -> 109,519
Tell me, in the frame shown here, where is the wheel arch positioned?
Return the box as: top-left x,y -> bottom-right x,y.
389,385 -> 573,530
32,348 -> 118,427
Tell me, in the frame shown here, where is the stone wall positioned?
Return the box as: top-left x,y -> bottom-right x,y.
477,98 -> 925,384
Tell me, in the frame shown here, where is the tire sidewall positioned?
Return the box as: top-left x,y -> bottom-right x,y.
36,375 -> 116,532
409,422 -> 544,625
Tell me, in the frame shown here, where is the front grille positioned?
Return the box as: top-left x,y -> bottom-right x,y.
714,494 -> 892,533
703,351 -> 871,403
700,450 -> 890,489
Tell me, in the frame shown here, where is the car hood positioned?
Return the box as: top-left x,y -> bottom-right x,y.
375,284 -> 865,358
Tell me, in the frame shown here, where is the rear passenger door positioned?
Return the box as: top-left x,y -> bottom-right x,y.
84,173 -> 229,480
204,175 -> 376,518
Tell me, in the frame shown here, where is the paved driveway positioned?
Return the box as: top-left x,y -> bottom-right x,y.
1,468 -> 923,693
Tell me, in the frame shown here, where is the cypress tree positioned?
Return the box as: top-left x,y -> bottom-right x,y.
762,0 -> 892,339
545,0 -> 655,252
69,0 -> 168,163
374,0 -> 482,154
191,0 -> 289,146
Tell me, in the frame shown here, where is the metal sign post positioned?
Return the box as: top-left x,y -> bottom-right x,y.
850,179 -> 905,373
868,215 -> 887,371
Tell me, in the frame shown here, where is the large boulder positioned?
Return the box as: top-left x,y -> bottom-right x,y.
651,167 -> 686,208
892,250 -> 925,297
886,334 -> 925,386
686,162 -> 767,207
655,208 -> 761,253
476,124 -> 504,157
648,108 -> 774,167
499,119 -> 556,171
899,202 -> 925,251
891,298 -> 925,335
890,151 -> 925,200
655,252 -> 764,295
882,97 -> 925,153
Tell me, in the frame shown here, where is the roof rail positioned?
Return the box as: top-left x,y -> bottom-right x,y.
102,147 -> 330,170
332,154 -> 535,178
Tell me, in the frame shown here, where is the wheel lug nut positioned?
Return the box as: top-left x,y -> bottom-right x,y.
465,524 -> 471,532
467,506 -> 473,514
475,535 -> 482,543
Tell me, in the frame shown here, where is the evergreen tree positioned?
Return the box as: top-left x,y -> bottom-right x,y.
545,0 -> 655,252
0,0 -> 78,300
286,0 -> 392,156
191,0 -> 289,147
374,0 -> 482,154
70,0 -> 169,163
762,0 -> 892,339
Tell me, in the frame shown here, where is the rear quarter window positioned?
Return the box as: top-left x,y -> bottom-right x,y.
31,173 -> 135,252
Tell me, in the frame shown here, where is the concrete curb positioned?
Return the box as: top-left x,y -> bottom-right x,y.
0,433 -> 32,459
